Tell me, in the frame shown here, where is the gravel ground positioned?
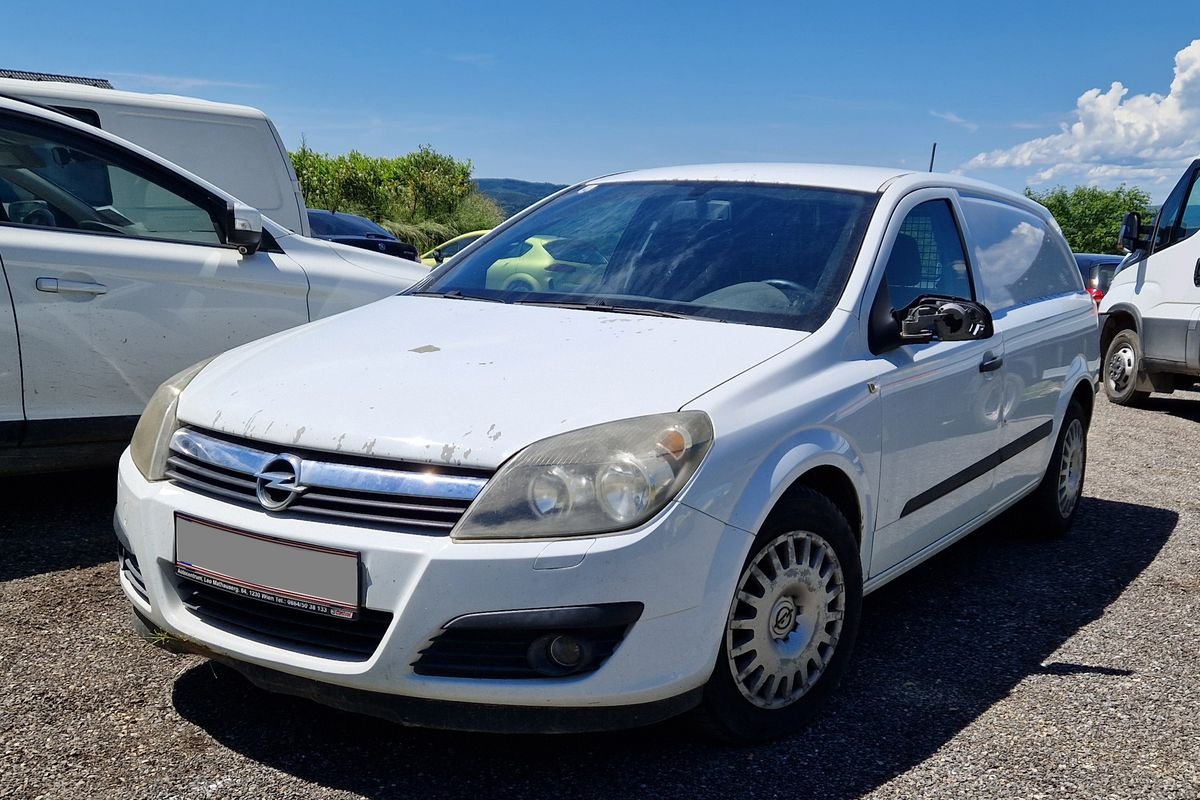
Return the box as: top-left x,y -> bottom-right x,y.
1,395 -> 1198,800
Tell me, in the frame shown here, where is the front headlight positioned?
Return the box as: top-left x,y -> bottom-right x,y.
129,358 -> 213,480
454,412 -> 713,540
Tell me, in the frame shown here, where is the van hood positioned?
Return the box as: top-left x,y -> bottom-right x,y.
177,296 -> 805,468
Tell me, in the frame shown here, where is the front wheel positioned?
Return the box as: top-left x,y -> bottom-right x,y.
698,489 -> 862,741
1104,329 -> 1150,406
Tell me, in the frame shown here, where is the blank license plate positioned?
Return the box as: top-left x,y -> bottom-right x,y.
175,513 -> 360,620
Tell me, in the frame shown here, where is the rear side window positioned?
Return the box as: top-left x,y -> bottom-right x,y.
959,196 -> 1081,311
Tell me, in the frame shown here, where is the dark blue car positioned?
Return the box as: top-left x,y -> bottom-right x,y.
307,210 -> 419,262
1073,253 -> 1125,304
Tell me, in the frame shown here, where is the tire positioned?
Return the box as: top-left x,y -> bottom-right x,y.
1019,400 -> 1087,536
1103,329 -> 1151,406
697,488 -> 863,742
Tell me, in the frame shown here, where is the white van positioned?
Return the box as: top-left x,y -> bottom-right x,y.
0,76 -> 309,236
1099,157 -> 1200,404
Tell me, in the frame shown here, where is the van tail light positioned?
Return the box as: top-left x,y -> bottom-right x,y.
1087,287 -> 1105,304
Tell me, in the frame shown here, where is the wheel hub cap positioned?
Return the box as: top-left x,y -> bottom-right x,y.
725,530 -> 846,710
1057,419 -> 1084,517
1107,345 -> 1135,392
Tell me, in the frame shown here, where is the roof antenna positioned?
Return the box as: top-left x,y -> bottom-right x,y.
928,142 -> 938,172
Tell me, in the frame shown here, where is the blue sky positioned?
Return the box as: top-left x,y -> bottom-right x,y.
5,1 -> 1199,199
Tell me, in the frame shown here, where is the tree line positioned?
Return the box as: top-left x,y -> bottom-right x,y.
290,143 -> 504,250
1024,184 -> 1152,254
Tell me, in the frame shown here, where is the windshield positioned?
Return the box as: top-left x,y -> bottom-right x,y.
309,211 -> 392,238
417,181 -> 877,330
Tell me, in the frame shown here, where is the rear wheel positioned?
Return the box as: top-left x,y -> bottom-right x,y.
1104,329 -> 1150,406
698,488 -> 862,741
1019,400 -> 1087,536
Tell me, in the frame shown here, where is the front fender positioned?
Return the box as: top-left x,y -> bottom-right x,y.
681,427 -> 875,575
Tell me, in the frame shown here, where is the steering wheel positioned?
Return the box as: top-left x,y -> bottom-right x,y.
763,279 -> 814,308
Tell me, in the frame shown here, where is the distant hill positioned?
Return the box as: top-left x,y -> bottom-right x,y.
475,178 -> 567,218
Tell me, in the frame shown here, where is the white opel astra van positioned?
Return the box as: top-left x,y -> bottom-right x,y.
115,165 -> 1099,740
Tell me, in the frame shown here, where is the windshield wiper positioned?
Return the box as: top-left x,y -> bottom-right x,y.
514,299 -> 689,318
410,289 -> 505,303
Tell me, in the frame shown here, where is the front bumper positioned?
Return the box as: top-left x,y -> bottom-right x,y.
114,450 -> 750,725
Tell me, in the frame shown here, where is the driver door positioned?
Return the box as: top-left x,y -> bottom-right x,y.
1136,160 -> 1200,368
867,195 -> 1004,576
0,107 -> 310,426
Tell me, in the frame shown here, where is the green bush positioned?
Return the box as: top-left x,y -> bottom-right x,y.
1024,184 -> 1153,254
290,142 -> 503,250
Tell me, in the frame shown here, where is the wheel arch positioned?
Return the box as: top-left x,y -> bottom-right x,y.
502,273 -> 542,291
1069,376 -> 1095,429
721,431 -> 874,575
769,466 -> 863,544
1100,303 -> 1141,359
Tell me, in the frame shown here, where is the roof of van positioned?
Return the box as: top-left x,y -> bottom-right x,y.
587,163 -> 1043,210
0,77 -> 269,120
585,163 -> 1054,225
588,163 -> 912,192
0,69 -> 113,88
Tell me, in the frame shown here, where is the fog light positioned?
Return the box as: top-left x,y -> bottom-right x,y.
548,635 -> 584,668
527,633 -> 594,676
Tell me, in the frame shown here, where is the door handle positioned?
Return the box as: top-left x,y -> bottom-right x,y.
979,353 -> 1004,373
1193,259 -> 1200,287
35,277 -> 108,295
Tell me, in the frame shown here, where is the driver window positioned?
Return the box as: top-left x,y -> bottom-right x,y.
0,115 -> 220,245
884,199 -> 971,310
1172,174 -> 1200,247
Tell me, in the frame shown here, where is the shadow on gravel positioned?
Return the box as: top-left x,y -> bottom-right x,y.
0,468 -> 117,582
172,497 -> 1175,800
1139,395 -> 1200,423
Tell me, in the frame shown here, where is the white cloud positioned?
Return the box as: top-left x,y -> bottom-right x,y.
103,72 -> 264,92
930,110 -> 979,131
966,39 -> 1200,187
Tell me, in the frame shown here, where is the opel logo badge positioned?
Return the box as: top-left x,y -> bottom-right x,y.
255,454 -> 307,512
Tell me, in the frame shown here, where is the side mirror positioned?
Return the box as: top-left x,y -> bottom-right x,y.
226,201 -> 262,255
1118,211 -> 1148,253
433,248 -> 445,264
899,296 -> 994,343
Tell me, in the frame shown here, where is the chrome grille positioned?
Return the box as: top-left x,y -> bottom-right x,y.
165,428 -> 489,533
